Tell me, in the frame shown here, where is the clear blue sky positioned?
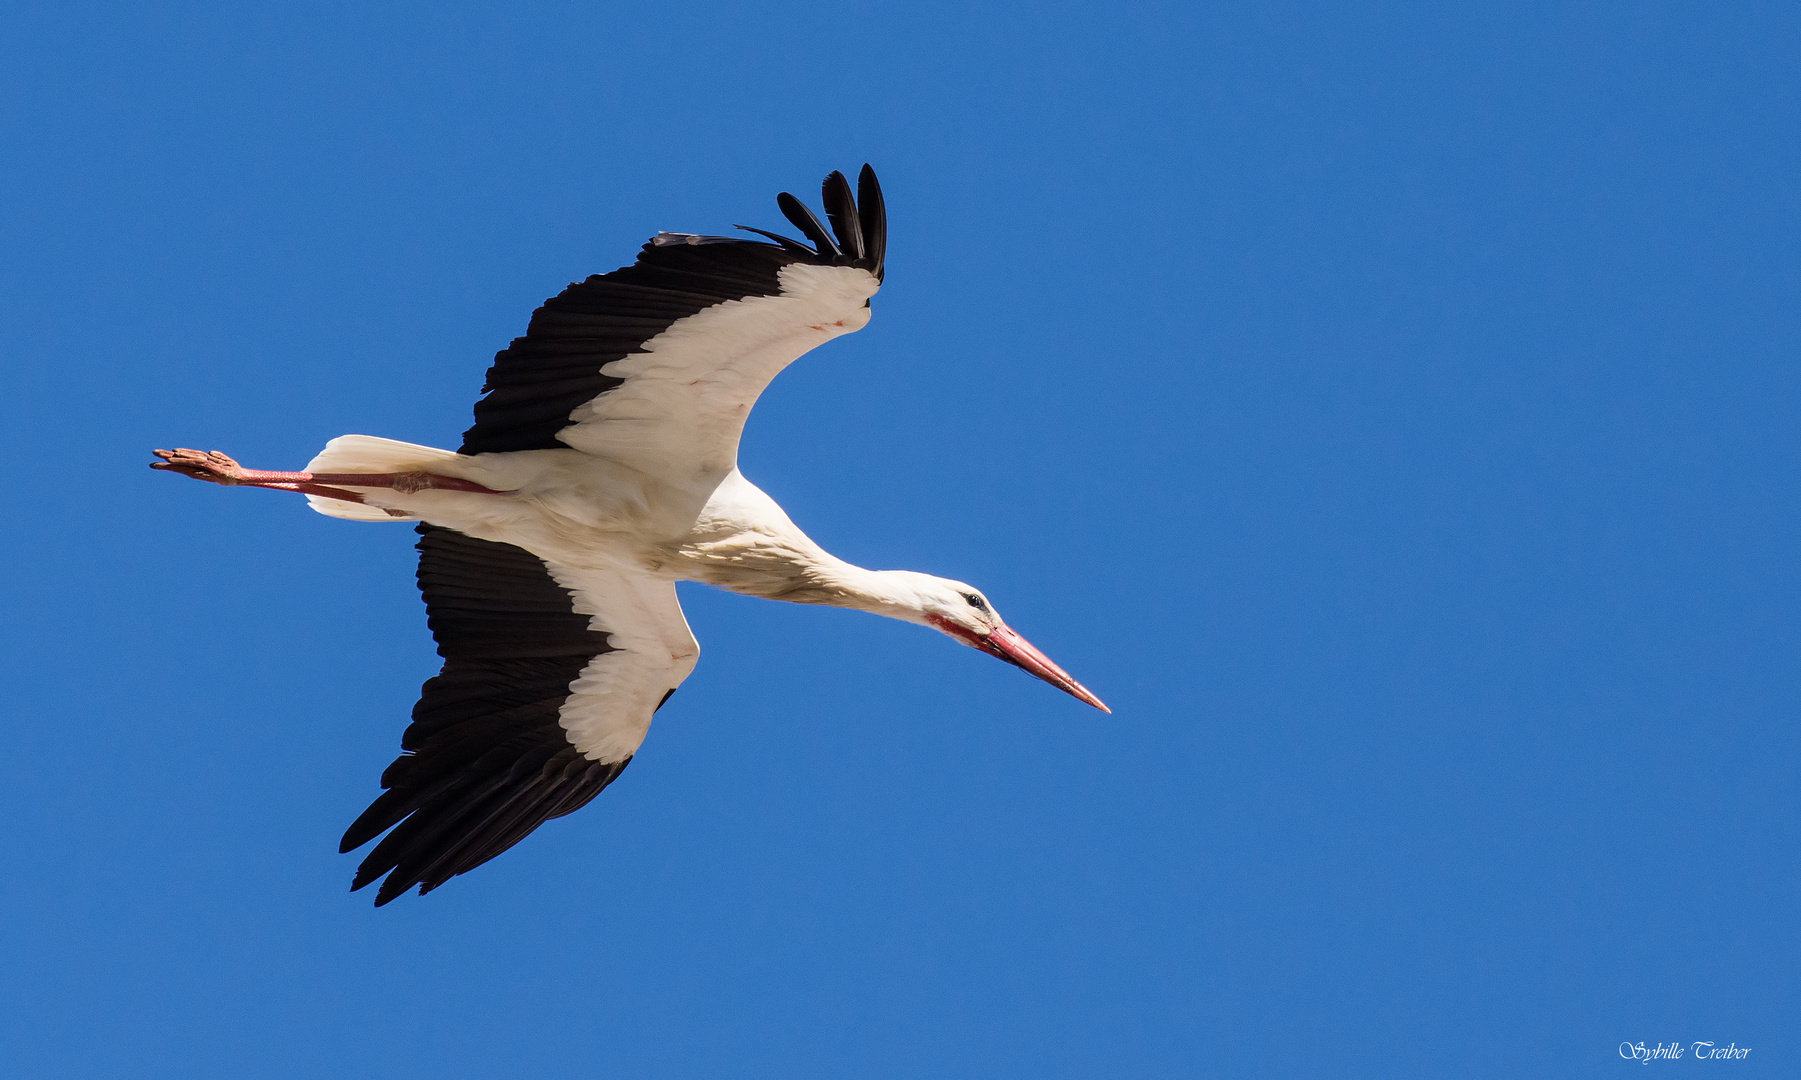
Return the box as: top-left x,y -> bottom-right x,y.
3,2 -> 1795,1076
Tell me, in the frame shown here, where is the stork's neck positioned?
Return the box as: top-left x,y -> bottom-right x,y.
679,533 -> 937,626
807,560 -> 943,626
682,472 -> 941,624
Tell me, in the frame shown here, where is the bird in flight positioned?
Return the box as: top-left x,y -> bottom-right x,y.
152,165 -> 1107,906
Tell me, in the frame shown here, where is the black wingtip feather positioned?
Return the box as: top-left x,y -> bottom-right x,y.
857,164 -> 886,282
732,224 -> 817,257
776,192 -> 841,259
820,171 -> 864,261
767,167 -> 884,278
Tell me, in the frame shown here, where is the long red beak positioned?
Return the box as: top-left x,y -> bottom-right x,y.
929,615 -> 1111,713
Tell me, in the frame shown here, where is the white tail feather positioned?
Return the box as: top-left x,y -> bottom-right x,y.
306,496 -> 409,521
303,435 -> 459,522
304,434 -> 460,473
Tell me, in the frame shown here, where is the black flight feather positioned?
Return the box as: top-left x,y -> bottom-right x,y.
460,167 -> 888,455
857,164 -> 886,282
776,191 -> 840,258
820,170 -> 864,261
732,224 -> 817,257
342,525 -> 630,905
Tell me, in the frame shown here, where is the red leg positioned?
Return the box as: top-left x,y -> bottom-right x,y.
150,448 -> 512,497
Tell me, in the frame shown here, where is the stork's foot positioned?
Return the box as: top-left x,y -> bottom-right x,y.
151,448 -> 251,485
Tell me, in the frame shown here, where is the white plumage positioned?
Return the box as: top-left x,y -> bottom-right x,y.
153,165 -> 1104,905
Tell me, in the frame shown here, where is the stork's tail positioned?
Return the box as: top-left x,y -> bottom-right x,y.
302,435 -> 462,521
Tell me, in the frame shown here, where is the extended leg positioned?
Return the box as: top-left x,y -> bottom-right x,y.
150,448 -> 511,501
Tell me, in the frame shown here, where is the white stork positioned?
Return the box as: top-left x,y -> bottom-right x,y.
152,165 -> 1106,906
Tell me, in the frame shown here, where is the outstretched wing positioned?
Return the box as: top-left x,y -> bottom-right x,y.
341,524 -> 699,906
460,165 -> 887,480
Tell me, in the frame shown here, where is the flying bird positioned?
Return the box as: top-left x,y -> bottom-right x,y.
152,165 -> 1106,906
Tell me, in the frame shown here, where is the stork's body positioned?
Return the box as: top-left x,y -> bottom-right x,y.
154,167 -> 1104,905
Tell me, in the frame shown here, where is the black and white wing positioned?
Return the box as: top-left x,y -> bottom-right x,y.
460,166 -> 887,479
340,525 -> 698,905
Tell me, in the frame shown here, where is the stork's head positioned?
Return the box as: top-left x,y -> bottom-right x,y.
893,573 -> 1109,713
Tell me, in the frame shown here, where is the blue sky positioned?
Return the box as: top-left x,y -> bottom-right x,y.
2,2 -> 1795,1076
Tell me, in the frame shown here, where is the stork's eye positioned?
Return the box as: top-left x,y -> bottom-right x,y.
962,593 -> 988,611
